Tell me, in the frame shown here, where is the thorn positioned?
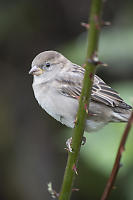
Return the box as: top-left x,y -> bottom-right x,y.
88,112 -> 97,117
84,104 -> 97,117
81,136 -> 86,145
84,104 -> 89,114
81,22 -> 90,29
74,117 -> 78,125
65,137 -> 73,153
98,61 -> 108,67
72,164 -> 78,175
101,20 -> 111,27
89,72 -> 93,80
88,52 -> 108,67
72,188 -> 80,192
119,163 -> 123,168
88,51 -> 99,65
47,182 -> 59,199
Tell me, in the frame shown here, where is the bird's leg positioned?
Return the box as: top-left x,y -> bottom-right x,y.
65,135 -> 86,153
47,182 -> 59,199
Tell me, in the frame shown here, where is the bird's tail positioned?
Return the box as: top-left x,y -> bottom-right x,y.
111,109 -> 132,122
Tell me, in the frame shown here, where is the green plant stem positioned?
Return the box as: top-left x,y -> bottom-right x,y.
59,1 -> 103,200
101,111 -> 133,200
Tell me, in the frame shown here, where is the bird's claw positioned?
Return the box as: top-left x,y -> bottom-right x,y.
47,182 -> 59,199
65,137 -> 73,153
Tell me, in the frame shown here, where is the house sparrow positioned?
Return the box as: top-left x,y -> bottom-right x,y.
29,51 -> 132,132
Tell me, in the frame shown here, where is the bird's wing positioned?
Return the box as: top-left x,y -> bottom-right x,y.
55,67 -> 82,99
92,75 -> 122,106
56,64 -> 131,110
92,75 -> 132,110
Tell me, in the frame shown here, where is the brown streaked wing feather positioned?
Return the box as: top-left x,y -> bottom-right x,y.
59,85 -> 81,99
92,75 -> 129,108
57,64 -> 131,110
56,65 -> 82,99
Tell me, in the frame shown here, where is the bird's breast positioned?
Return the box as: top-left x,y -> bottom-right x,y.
32,81 -> 78,128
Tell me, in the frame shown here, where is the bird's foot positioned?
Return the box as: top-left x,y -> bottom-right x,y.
65,137 -> 73,153
47,182 -> 59,199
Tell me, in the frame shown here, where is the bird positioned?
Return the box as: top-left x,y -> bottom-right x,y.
29,50 -> 132,132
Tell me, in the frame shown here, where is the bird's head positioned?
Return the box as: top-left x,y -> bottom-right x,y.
29,51 -> 68,77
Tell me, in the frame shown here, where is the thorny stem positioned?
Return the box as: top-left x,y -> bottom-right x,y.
101,111 -> 133,200
59,0 -> 103,200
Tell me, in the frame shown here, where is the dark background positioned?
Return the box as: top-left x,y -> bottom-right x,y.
0,0 -> 133,200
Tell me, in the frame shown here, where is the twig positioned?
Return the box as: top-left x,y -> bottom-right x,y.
101,110 -> 133,200
58,0 -> 103,200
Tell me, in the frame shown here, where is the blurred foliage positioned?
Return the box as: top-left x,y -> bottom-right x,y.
61,27 -> 133,69
0,0 -> 133,200
81,82 -> 133,175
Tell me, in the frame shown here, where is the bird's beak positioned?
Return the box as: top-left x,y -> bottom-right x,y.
29,66 -> 43,76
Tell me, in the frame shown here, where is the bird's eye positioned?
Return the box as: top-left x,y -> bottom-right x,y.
45,62 -> 51,67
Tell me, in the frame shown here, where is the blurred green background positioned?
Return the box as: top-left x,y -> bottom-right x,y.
0,0 -> 133,200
